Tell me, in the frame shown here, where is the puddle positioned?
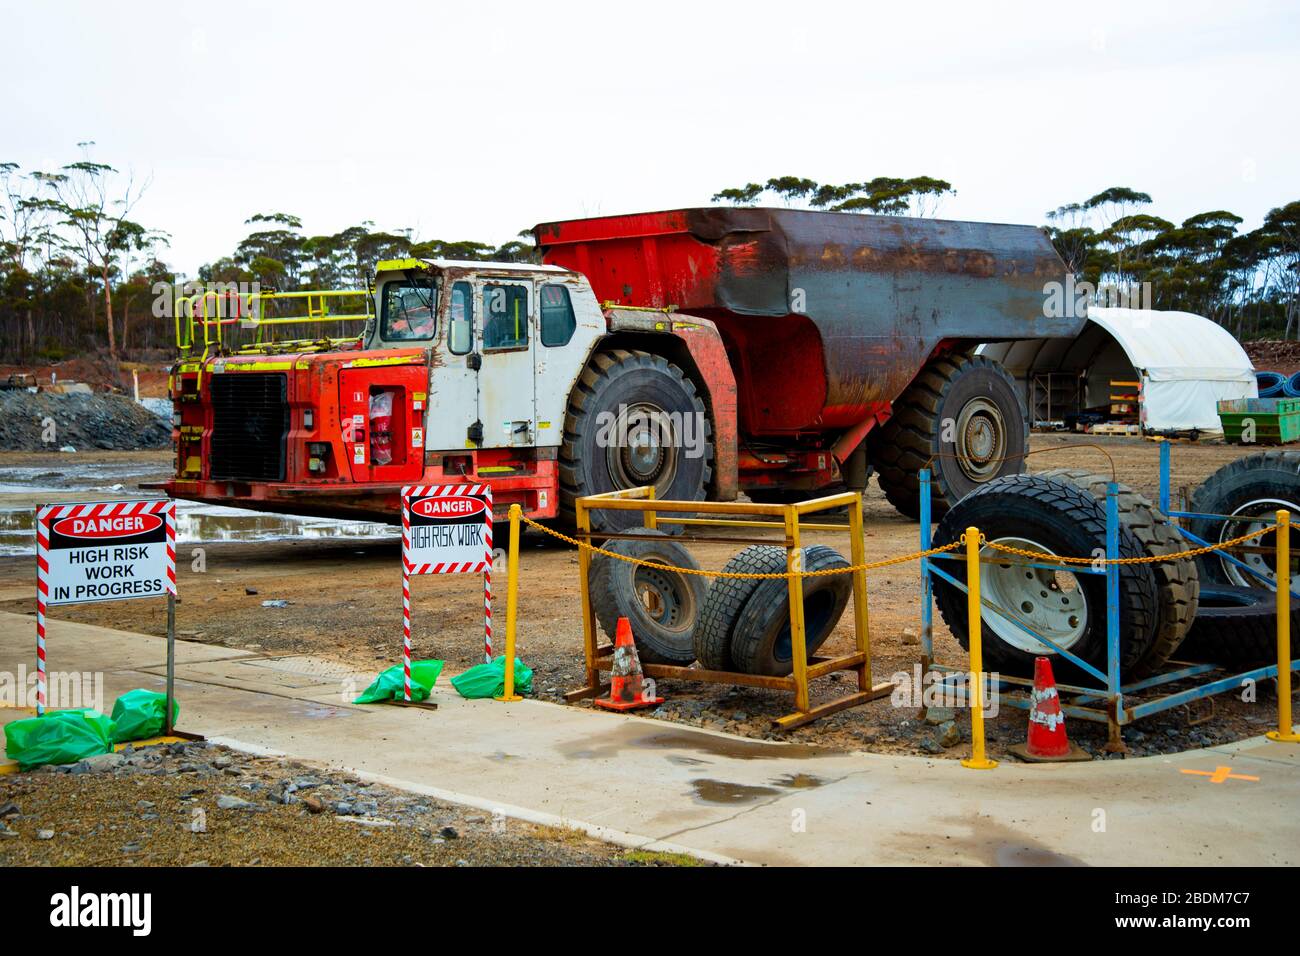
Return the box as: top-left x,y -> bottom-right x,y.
558,726 -> 834,762
994,844 -> 1085,867
770,772 -> 824,789
629,729 -> 832,761
0,499 -> 398,557
0,461 -> 168,489
690,778 -> 781,804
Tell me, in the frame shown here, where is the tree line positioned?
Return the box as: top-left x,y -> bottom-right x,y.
712,177 -> 1300,340
0,145 -> 536,363
2,149 -> 1297,363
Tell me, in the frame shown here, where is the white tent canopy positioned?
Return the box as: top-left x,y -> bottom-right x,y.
980,307 -> 1256,433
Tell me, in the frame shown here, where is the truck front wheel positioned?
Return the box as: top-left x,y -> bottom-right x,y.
868,353 -> 1027,520
560,349 -> 713,533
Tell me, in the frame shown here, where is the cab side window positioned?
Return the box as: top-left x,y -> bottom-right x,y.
539,284 -> 576,347
449,281 -> 473,354
482,284 -> 529,351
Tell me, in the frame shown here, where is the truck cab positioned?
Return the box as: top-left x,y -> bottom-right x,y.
163,258 -> 611,522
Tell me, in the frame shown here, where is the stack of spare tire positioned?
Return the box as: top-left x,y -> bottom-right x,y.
930,471 -> 1187,682
588,530 -> 854,676
929,453 -> 1299,682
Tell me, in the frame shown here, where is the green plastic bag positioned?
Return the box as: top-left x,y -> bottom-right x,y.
353,659 -> 444,704
110,688 -> 179,743
3,709 -> 116,770
450,655 -> 533,699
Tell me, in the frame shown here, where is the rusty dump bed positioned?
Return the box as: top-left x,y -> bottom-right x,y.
536,207 -> 1084,435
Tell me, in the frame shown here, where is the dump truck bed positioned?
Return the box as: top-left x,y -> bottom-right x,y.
537,207 -> 1083,434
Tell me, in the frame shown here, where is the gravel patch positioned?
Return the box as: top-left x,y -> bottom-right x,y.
0,742 -> 703,867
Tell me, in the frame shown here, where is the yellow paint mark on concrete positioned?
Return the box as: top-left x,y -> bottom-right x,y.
1180,765 -> 1259,784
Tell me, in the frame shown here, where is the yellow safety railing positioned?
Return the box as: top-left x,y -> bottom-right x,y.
175,289 -> 372,358
496,497 -> 1300,756
1268,511 -> 1299,744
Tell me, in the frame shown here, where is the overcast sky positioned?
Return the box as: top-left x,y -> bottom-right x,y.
4,0 -> 1297,276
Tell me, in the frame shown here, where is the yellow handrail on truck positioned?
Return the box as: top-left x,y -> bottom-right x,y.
175,288 -> 373,359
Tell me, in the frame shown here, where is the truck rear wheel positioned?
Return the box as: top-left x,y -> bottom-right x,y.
869,353 -> 1027,520
560,349 -> 713,534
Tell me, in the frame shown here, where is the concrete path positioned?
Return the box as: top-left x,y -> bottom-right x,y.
2,610 -> 1296,865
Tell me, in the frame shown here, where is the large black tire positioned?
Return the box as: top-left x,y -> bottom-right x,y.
1036,468 -> 1199,676
1177,585 -> 1296,669
869,352 -> 1028,520
933,475 -> 1160,681
1188,451 -> 1300,589
729,546 -> 854,676
692,546 -> 787,671
560,349 -> 713,534
589,528 -> 706,665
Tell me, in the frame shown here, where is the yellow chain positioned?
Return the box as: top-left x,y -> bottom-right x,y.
517,516 -> 1279,578
519,515 -> 961,578
981,524 -> 1277,565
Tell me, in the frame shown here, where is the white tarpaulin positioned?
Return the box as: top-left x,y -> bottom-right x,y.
1087,308 -> 1255,431
980,307 -> 1257,433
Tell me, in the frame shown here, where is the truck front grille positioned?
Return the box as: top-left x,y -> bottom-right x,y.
210,373 -> 289,481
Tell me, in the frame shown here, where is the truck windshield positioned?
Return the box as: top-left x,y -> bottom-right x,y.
381,279 -> 438,341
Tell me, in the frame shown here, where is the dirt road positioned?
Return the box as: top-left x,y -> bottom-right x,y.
0,436 -> 1287,760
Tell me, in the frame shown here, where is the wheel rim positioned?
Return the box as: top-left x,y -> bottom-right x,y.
605,402 -> 680,494
980,537 -> 1088,654
954,397 -> 1007,481
1219,498 -> 1300,587
633,560 -> 694,633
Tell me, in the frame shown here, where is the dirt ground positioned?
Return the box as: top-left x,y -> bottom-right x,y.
0,741 -> 691,867
1,353 -> 170,397
0,435 -> 1291,762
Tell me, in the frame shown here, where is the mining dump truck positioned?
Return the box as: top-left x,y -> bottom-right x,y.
160,207 -> 1082,532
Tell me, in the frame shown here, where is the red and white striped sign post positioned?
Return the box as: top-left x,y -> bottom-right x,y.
400,485 -> 494,702
36,499 -> 177,722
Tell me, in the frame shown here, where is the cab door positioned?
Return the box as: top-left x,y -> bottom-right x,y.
475,277 -> 536,448
425,279 -> 482,453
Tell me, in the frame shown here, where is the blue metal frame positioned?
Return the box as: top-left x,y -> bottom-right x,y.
917,443 -> 1300,745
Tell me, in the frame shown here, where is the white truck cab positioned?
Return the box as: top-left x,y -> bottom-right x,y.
371,258 -> 606,455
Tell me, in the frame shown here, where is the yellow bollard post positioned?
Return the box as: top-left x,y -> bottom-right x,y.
961,526 -> 998,769
1268,510 -> 1299,742
495,504 -> 524,702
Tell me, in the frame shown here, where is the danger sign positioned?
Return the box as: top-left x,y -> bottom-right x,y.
402,484 -> 493,573
38,500 -> 176,606
398,485 -> 496,696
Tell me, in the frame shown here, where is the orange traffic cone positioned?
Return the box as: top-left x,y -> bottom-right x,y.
1008,657 -> 1091,762
594,617 -> 664,712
